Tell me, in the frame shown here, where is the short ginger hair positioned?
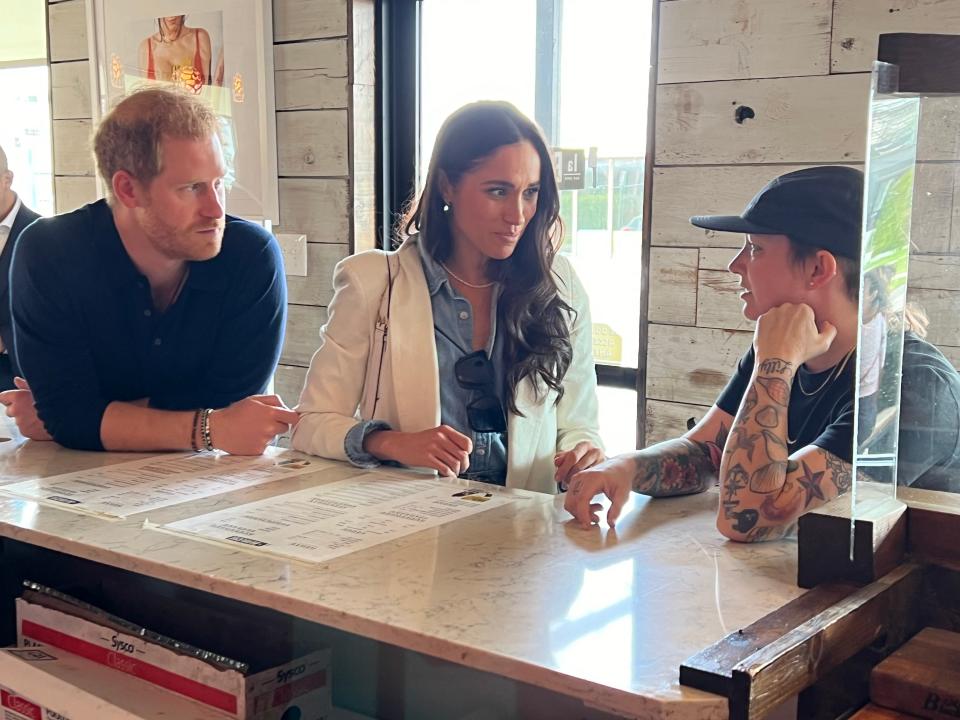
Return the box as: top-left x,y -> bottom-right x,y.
93,87 -> 218,200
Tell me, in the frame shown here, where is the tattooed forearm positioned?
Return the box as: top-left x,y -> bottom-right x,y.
750,459 -> 796,493
756,406 -> 780,428
726,426 -> 760,460
824,453 -> 852,494
631,427 -> 729,497
718,357 -> 801,540
796,460 -> 827,506
745,523 -> 797,543
631,439 -> 714,496
757,358 -> 795,375
757,376 -> 790,405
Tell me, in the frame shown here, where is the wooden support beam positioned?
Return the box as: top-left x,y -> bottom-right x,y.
680,581 -> 857,697
797,487 -> 907,588
729,563 -> 923,720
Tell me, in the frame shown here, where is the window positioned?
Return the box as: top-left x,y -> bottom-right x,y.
0,0 -> 54,216
382,0 -> 656,453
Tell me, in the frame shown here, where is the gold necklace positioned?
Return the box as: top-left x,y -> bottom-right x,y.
795,348 -> 854,397
440,262 -> 496,289
786,348 -> 854,444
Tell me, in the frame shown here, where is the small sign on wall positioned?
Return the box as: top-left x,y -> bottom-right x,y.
592,323 -> 622,364
553,147 -> 585,191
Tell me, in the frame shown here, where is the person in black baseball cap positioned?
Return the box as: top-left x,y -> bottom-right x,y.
690,165 -> 863,261
564,165 -> 960,540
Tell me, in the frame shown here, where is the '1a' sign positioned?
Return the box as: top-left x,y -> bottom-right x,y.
553,148 -> 585,191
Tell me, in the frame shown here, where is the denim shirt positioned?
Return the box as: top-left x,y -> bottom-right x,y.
344,239 -> 509,485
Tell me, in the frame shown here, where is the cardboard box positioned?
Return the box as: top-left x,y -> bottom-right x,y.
16,598 -> 330,720
0,644 -> 230,719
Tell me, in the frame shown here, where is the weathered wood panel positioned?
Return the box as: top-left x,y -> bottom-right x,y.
286,243 -> 349,306
273,0 -> 348,42
659,0 -> 831,84
351,0 -> 376,87
697,269 -> 754,331
54,176 -> 98,213
48,0 -> 88,63
656,74 -> 870,165
52,119 -> 94,176
832,0 -> 960,73
916,98 -> 960,163
281,304 -> 329,367
276,110 -> 349,177
274,39 -> 349,111
910,162 -> 955,254
645,399 -> 711,444
651,165 -> 855,247
647,247 -> 698,325
50,60 -> 91,120
276,178 -> 350,242
869,627 -> 960,719
699,247 -> 738,272
275,364 -> 308,408
646,324 -> 750,405
908,255 -> 960,291
352,83 -> 378,253
907,288 -> 960,347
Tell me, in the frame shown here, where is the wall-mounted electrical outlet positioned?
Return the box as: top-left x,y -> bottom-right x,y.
277,233 -> 308,277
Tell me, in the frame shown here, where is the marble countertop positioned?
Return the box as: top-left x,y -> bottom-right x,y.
0,427 -> 806,720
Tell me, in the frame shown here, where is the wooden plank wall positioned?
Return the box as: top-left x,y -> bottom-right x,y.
45,0 -> 377,412
646,0 -> 960,444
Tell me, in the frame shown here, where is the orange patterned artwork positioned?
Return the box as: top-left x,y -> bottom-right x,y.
232,73 -> 244,103
174,64 -> 205,94
110,53 -> 123,88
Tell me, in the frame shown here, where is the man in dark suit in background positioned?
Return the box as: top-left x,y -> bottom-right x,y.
0,144 -> 40,390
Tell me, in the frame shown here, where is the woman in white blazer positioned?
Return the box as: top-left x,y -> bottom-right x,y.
292,102 -> 603,494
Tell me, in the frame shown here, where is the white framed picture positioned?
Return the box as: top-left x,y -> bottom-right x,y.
86,0 -> 279,223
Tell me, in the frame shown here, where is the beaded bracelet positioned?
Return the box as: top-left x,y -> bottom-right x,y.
200,408 -> 215,452
190,409 -> 202,452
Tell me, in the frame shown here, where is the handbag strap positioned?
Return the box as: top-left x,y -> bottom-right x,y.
371,252 -> 398,418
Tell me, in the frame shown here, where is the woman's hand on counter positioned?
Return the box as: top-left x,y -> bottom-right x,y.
364,425 -> 473,477
563,456 -> 632,528
554,441 -> 605,487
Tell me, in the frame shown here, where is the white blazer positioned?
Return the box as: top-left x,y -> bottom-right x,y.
291,239 -> 602,494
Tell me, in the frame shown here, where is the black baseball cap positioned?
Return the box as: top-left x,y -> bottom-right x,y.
689,166 -> 863,259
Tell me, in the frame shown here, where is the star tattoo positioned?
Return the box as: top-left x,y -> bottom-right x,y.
797,460 -> 826,506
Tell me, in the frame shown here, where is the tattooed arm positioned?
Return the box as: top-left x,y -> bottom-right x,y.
563,405 -> 732,527
718,306 -> 853,542
631,406 -> 731,497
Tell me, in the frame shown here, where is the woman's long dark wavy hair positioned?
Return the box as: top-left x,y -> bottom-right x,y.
401,101 -> 573,415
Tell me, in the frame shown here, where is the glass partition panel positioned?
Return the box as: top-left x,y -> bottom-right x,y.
855,35 -> 960,526
853,62 -> 919,497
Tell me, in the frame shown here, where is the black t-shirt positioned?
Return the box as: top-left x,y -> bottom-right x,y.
896,334 -> 960,492
715,345 -> 856,462
714,333 -> 960,492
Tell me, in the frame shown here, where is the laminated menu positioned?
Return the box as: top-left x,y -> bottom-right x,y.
161,473 -> 515,564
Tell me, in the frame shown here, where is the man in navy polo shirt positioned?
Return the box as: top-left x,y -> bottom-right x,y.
2,88 -> 297,454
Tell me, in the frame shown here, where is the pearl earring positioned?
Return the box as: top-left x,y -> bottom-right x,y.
442,202 -> 452,214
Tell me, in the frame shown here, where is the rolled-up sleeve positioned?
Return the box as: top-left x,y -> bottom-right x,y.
11,223 -> 109,450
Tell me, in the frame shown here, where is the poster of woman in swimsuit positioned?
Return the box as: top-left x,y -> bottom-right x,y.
90,1 -> 279,223
136,15 -> 224,93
